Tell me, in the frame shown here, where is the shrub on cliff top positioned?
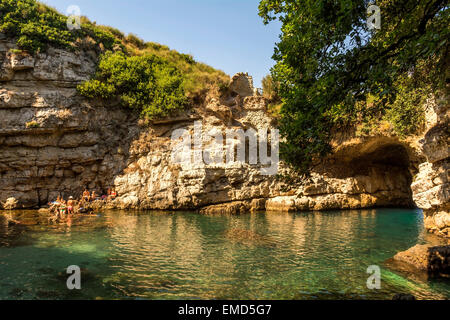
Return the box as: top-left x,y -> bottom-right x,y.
124,33 -> 146,49
77,51 -> 187,119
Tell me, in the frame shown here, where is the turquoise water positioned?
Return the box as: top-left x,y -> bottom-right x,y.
0,208 -> 449,300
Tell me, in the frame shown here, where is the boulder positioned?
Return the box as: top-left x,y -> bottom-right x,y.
1,197 -> 18,210
200,201 -> 250,215
393,244 -> 450,277
117,195 -> 139,209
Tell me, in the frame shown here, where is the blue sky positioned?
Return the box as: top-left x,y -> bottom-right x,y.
41,0 -> 281,87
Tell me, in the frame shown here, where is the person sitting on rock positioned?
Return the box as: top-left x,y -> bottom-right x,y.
91,191 -> 98,201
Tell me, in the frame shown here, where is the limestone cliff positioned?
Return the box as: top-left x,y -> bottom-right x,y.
0,37 -> 448,237
411,96 -> 449,237
0,37 -> 139,206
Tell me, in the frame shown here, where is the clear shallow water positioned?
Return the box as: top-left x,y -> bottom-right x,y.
0,208 -> 449,300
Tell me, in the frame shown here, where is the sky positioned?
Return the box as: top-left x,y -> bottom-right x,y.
41,0 -> 282,87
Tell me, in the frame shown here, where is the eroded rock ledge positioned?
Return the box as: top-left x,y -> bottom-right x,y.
0,38 -> 448,237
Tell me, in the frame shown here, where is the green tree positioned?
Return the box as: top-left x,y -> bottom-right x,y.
259,0 -> 449,171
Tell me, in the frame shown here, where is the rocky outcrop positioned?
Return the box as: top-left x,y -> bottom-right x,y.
0,37 -> 448,238
411,96 -> 449,237
229,72 -> 255,97
394,244 -> 450,277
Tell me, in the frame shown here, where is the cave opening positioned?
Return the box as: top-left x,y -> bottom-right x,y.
349,142 -> 418,208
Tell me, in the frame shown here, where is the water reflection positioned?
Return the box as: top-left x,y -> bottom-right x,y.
0,208 -> 448,300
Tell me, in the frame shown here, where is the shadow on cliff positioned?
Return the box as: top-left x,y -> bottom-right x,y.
312,137 -> 423,209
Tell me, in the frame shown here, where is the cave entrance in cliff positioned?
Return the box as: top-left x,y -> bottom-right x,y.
347,142 -> 417,208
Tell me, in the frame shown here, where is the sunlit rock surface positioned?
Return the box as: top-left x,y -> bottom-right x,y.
394,244 -> 450,277
411,96 -> 450,237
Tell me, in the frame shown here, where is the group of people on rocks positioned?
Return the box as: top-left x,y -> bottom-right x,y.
48,188 -> 118,218
81,188 -> 117,202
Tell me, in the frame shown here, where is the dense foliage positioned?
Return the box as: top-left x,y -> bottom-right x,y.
259,0 -> 449,171
77,52 -> 187,118
0,0 -> 120,52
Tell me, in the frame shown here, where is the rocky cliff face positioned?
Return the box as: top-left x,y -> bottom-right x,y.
108,73 -> 416,213
0,38 -> 448,236
411,96 -> 449,237
0,37 -> 139,207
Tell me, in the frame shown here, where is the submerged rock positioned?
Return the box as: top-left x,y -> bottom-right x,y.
392,293 -> 416,300
224,228 -> 276,247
